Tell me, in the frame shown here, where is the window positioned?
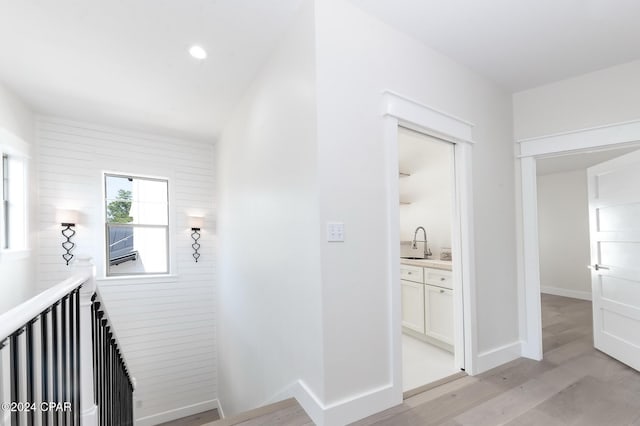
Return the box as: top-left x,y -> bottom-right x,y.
1,152 -> 26,251
2,154 -> 8,249
105,174 -> 169,276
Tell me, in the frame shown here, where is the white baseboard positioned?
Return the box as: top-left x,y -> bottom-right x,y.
475,341 -> 522,374
274,379 -> 401,426
136,399 -> 220,426
215,398 -> 225,419
541,286 -> 591,301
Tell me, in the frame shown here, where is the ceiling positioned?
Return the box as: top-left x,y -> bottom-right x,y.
1,1 -> 640,142
536,145 -> 640,176
349,0 -> 640,91
0,0 -> 303,142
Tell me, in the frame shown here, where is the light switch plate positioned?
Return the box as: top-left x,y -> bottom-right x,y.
327,222 -> 345,242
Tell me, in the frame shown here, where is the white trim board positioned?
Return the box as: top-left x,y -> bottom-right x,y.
382,91 -> 476,144
290,379 -> 396,426
541,287 -> 592,301
135,399 -> 220,426
517,119 -> 640,157
516,118 -> 640,362
475,341 -> 522,373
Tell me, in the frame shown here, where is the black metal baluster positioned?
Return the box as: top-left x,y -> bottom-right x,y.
74,289 -> 81,426
91,299 -> 97,405
68,294 -> 75,426
104,320 -> 108,426
110,340 -> 114,426
100,317 -> 106,426
117,355 -> 122,426
52,302 -> 59,426
41,309 -> 50,426
26,320 -> 35,426
106,331 -> 111,426
10,331 -> 21,426
97,315 -> 103,426
61,297 -> 68,426
102,326 -> 107,426
96,313 -> 101,426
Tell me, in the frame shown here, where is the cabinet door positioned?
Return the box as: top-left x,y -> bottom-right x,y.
424,285 -> 454,345
402,280 -> 425,333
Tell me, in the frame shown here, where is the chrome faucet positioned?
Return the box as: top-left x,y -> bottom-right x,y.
412,226 -> 432,259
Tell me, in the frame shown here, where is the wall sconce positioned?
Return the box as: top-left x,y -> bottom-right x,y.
190,216 -> 204,263
57,209 -> 79,266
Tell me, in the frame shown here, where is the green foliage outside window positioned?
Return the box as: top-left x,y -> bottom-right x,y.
107,189 -> 133,223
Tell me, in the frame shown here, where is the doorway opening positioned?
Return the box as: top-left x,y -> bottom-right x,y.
397,126 -> 463,393
535,147 -> 638,357
520,135 -> 640,363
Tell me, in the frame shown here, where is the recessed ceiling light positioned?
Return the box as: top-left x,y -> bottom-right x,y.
189,45 -> 207,60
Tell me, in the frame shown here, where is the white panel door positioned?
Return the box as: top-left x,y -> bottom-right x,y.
401,280 -> 425,333
588,149 -> 640,372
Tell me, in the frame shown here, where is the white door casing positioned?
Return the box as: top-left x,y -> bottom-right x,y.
517,119 -> 640,362
383,90 -> 478,396
588,150 -> 640,371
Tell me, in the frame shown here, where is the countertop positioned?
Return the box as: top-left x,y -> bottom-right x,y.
400,258 -> 452,271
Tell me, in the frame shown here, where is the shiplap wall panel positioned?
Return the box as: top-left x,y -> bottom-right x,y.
36,117 -> 216,423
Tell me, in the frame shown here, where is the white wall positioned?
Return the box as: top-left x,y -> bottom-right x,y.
514,60 -> 640,140
314,0 -> 517,421
537,170 -> 591,300
0,83 -> 36,315
216,1 -> 324,419
35,117 -> 217,425
398,128 -> 453,259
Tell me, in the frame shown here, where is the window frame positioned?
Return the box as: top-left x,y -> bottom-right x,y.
104,173 -> 170,277
0,151 -> 28,254
2,153 -> 8,250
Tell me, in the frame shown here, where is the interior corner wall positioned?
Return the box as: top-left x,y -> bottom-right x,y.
216,1 -> 324,418
513,59 -> 640,140
314,0 -> 517,421
0,83 -> 36,315
537,170 -> 591,299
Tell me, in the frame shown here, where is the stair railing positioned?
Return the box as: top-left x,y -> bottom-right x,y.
0,257 -> 135,425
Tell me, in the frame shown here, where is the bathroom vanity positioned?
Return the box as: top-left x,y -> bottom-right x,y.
400,258 -> 454,353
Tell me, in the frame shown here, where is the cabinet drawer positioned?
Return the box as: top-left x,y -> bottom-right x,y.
425,268 -> 452,289
400,265 -> 424,283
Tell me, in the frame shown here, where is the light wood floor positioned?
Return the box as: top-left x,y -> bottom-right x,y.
158,409 -> 220,426
202,294 -> 640,425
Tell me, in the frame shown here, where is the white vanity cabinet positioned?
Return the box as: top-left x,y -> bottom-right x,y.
400,261 -> 454,352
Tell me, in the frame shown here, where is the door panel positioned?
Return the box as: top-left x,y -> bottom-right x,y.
598,203 -> 640,231
600,276 -> 640,307
599,241 -> 640,267
595,163 -> 640,200
602,310 -> 640,346
589,149 -> 640,372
